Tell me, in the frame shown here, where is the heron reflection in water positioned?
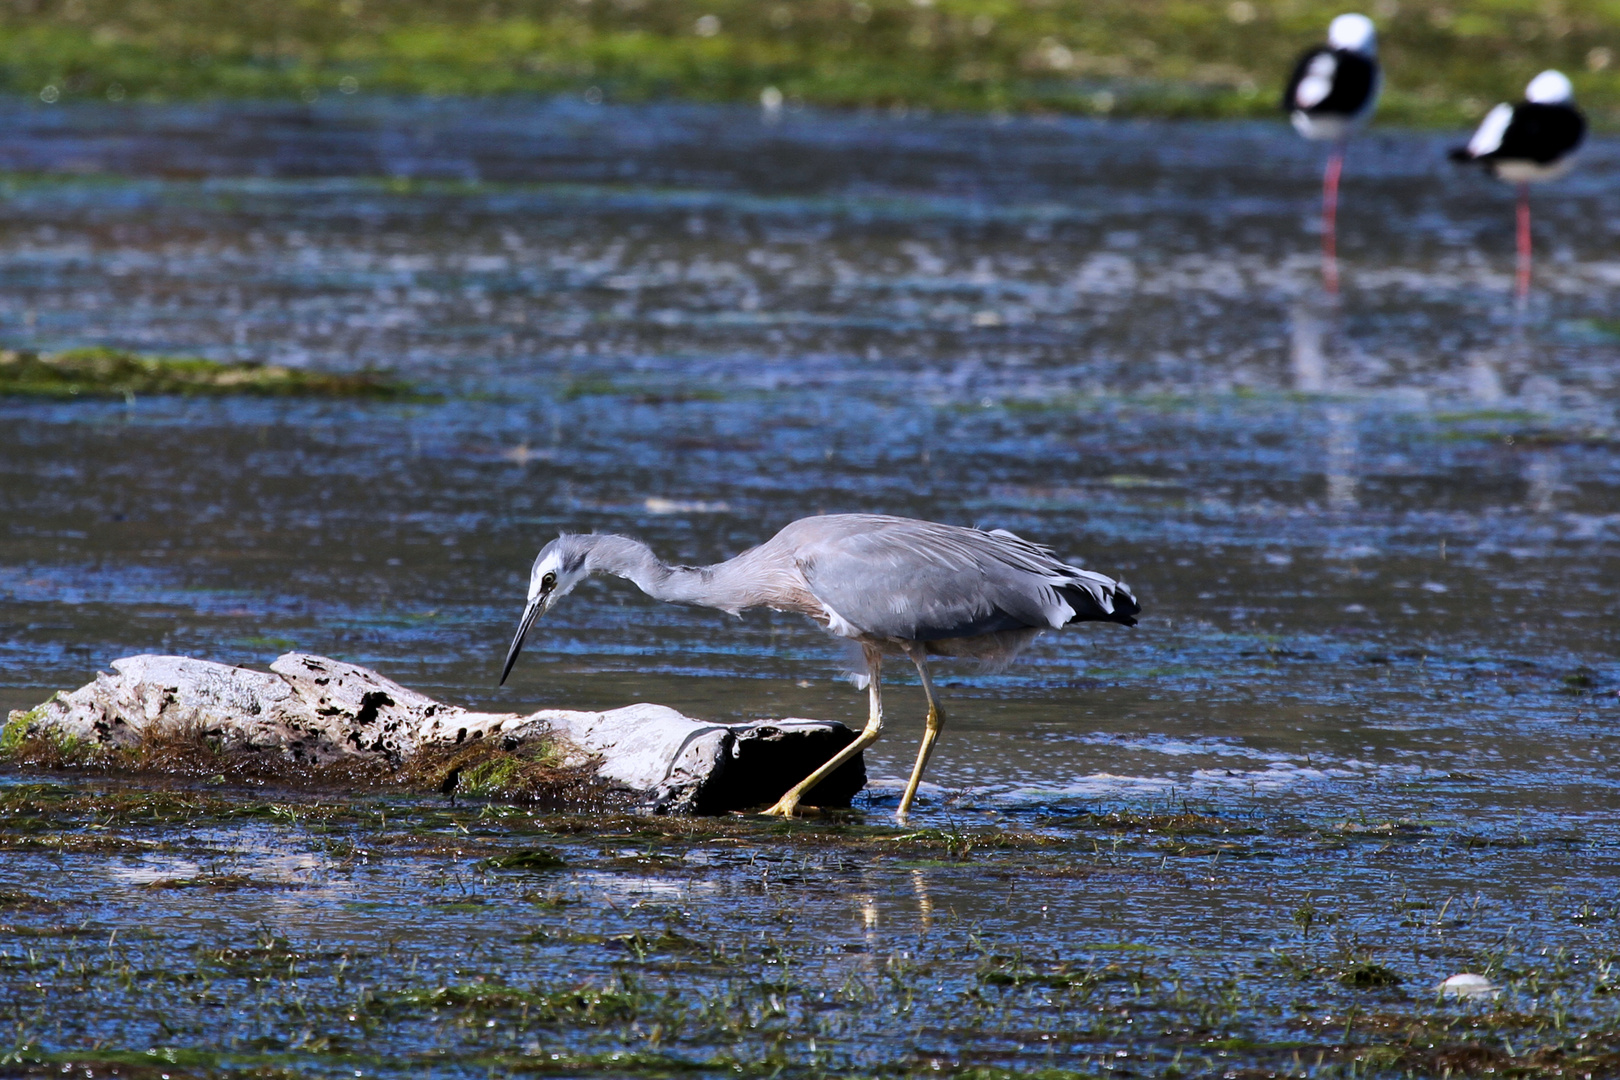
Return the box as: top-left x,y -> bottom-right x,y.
500,514 -> 1139,822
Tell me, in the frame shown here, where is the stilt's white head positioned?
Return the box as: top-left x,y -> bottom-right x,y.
1328,13 -> 1377,55
1525,70 -> 1574,105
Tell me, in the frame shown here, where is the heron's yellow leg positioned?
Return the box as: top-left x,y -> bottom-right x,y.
762,648 -> 883,818
896,646 -> 946,824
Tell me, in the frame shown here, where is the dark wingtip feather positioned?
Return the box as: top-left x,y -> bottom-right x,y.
1113,588 -> 1142,627
1448,146 -> 1475,163
1058,581 -> 1141,627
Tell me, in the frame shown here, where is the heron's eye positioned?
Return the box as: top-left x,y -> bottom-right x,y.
541,572 -> 557,591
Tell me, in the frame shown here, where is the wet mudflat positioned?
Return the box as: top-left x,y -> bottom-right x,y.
1,99 -> 1618,1076
1,781 -> 1617,1078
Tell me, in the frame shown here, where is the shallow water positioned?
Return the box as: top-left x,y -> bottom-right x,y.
1,785 -> 1617,1078
0,97 -> 1618,1075
3,98 -> 1616,814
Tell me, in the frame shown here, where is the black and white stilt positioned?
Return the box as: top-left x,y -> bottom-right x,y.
1283,13 -> 1381,295
1449,70 -> 1586,308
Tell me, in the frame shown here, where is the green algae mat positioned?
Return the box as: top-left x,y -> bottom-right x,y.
0,347 -> 417,399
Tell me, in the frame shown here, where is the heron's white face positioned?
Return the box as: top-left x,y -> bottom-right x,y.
528,544 -> 587,614
1328,13 -> 1376,55
502,538 -> 591,684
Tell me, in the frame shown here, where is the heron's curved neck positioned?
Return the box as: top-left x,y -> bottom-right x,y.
581,534 -> 716,607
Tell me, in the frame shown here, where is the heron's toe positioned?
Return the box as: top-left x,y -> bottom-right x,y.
760,795 -> 798,818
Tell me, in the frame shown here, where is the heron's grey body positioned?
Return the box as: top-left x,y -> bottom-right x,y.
501,514 -> 1138,819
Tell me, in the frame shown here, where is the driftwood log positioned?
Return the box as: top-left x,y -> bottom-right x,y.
4,653 -> 866,814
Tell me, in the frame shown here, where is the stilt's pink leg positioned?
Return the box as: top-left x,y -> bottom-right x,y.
1321,143 -> 1345,296
1516,182 -> 1532,309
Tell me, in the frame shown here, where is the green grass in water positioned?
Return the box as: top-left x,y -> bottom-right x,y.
0,346 -> 419,400
2,0 -> 1618,125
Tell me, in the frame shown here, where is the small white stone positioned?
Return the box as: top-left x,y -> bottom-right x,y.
1437,973 -> 1499,1000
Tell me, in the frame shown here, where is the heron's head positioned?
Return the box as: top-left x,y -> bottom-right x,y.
499,535 -> 592,685
1327,13 -> 1376,55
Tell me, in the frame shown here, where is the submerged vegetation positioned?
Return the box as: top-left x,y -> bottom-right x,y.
1,0 -> 1618,125
0,347 -> 419,400
0,777 -> 1616,1078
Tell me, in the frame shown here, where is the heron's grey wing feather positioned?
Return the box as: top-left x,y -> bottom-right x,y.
788,516 -> 1137,641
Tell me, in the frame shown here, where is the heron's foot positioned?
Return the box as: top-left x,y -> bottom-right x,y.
760,792 -> 801,818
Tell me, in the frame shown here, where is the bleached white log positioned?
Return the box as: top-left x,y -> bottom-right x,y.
5,652 -> 865,814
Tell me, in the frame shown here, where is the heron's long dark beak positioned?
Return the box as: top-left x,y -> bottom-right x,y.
499,593 -> 546,686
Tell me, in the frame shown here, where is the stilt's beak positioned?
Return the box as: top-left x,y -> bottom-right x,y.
499,594 -> 545,686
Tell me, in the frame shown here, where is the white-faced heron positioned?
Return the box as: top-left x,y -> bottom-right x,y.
500,513 -> 1139,821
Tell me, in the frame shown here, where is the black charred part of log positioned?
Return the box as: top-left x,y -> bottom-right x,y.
689,722 -> 865,815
